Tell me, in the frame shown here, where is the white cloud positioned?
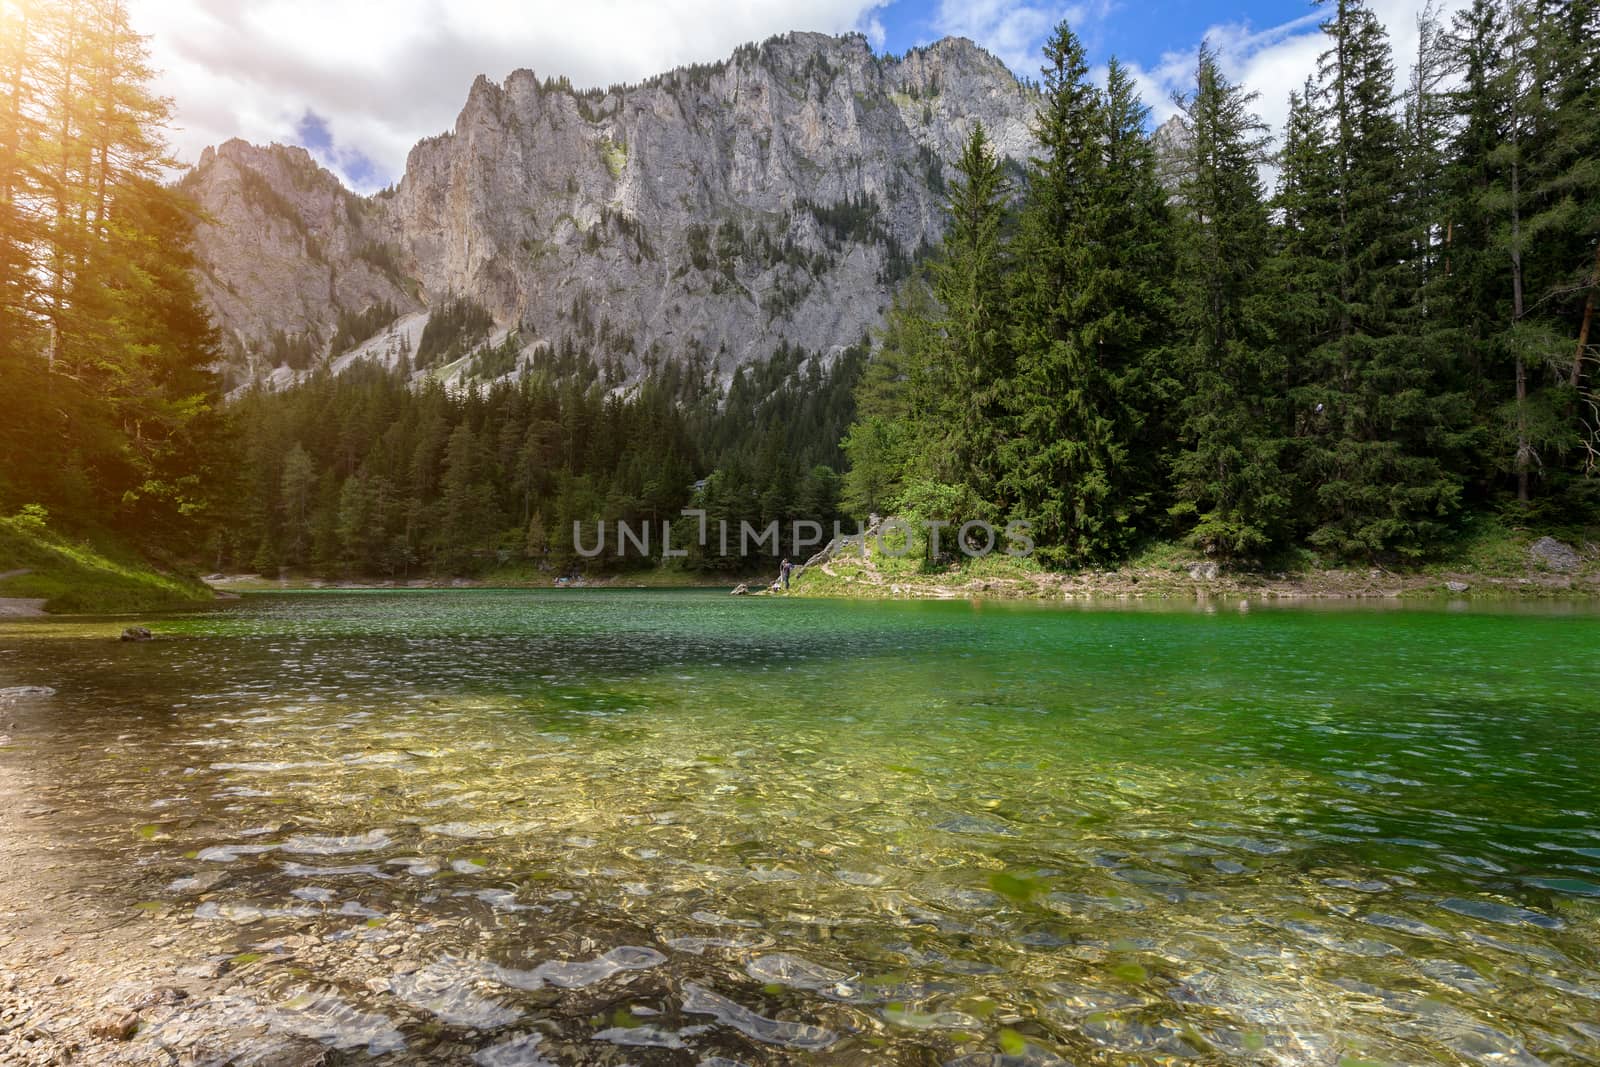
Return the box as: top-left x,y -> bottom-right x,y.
1121,0 -> 1473,160
129,0 -> 890,191
932,0 -> 1114,76
130,0 -> 1476,194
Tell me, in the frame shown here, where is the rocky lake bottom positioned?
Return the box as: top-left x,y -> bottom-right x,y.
1,590 -> 1598,1065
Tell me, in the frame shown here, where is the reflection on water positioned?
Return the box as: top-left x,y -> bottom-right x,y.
2,590 -> 1600,1064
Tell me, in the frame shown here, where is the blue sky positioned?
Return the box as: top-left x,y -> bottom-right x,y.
130,0 -> 1448,193
875,0 -> 1312,76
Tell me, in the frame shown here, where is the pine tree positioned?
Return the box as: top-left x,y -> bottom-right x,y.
279,443 -> 316,565
1440,0 -> 1508,451
1001,22 -> 1116,563
1169,46 -> 1292,559
1442,0 -> 1599,507
929,123 -> 1012,505
1291,0 -> 1470,557
1524,0 -> 1600,492
0,0 -> 225,542
841,279 -> 938,517
1082,58 -> 1175,535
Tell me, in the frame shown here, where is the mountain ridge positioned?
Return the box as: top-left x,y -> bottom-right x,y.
182,32 -> 1040,391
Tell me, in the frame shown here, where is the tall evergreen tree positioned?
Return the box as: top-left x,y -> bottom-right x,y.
928,123 -> 1012,505
841,280 -> 938,517
0,0 -> 224,541
1002,24 -> 1125,563
1169,46 -> 1291,559
1292,0 -> 1470,557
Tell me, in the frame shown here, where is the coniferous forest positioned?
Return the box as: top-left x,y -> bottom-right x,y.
2,0 -> 1598,582
845,0 -> 1599,567
1,0 -> 227,548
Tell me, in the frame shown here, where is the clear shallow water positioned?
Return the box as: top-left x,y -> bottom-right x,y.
2,590 -> 1600,1065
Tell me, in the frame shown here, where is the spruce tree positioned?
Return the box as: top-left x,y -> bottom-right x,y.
841,279 -> 938,517
929,123 -> 1012,507
1525,0 -> 1600,494
1169,46 -> 1292,560
1293,0 -> 1470,557
1087,59 -> 1175,535
0,0 -> 225,541
1000,22 -> 1119,563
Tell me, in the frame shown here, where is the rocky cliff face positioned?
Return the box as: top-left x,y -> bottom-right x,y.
184,33 -> 1037,388
182,141 -> 413,380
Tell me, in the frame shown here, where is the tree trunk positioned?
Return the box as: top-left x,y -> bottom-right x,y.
48,0 -> 81,373
1570,241 -> 1600,389
1508,32 -> 1529,504
91,5 -> 115,234
0,5 -> 29,207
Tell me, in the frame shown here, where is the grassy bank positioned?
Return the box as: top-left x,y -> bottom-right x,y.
787,517 -> 1600,601
204,563 -> 761,592
0,514 -> 215,614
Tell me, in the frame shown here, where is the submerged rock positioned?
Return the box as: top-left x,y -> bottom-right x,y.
0,685 -> 55,701
120,626 -> 154,642
90,1010 -> 139,1041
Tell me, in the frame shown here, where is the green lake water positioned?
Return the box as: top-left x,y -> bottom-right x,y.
2,591 -> 1599,1064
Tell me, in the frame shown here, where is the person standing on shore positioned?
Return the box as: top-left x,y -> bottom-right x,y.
779,558 -> 792,590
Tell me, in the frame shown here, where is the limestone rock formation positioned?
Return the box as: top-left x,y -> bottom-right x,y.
1528,536 -> 1582,573
182,33 -> 1038,389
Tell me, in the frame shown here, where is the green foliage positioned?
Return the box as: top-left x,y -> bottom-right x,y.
223,339 -> 861,578
470,335 -> 523,380
930,124 -> 1014,502
355,242 -> 407,284
11,504 -> 48,533
0,0 -> 229,558
1168,46 -> 1293,561
0,516 -> 212,613
599,137 -> 628,179
836,5 -> 1595,569
329,301 -> 398,357
800,194 -> 892,248
416,296 -> 494,366
263,329 -> 318,370
1001,39 -> 1173,565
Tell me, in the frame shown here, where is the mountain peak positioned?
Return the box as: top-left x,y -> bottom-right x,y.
186,32 -> 1038,391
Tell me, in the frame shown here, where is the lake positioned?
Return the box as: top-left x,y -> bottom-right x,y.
2,590 -> 1598,1065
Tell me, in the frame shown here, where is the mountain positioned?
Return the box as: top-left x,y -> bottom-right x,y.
182,32 -> 1039,390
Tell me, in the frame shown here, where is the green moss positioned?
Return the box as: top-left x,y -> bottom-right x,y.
1421,515 -> 1542,576
988,871 -> 1043,902
0,515 -> 213,614
998,1028 -> 1028,1055
600,137 -> 628,179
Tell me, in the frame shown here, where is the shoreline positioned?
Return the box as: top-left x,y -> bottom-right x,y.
0,598 -> 47,617
783,546 -> 1600,605
789,567 -> 1600,602
203,572 -> 747,593
204,566 -> 1600,603
0,690 -> 331,1065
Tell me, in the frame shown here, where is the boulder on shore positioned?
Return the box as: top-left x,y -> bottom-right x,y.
730,584 -> 750,596
1188,562 -> 1220,581
119,626 -> 153,642
1528,537 -> 1581,573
